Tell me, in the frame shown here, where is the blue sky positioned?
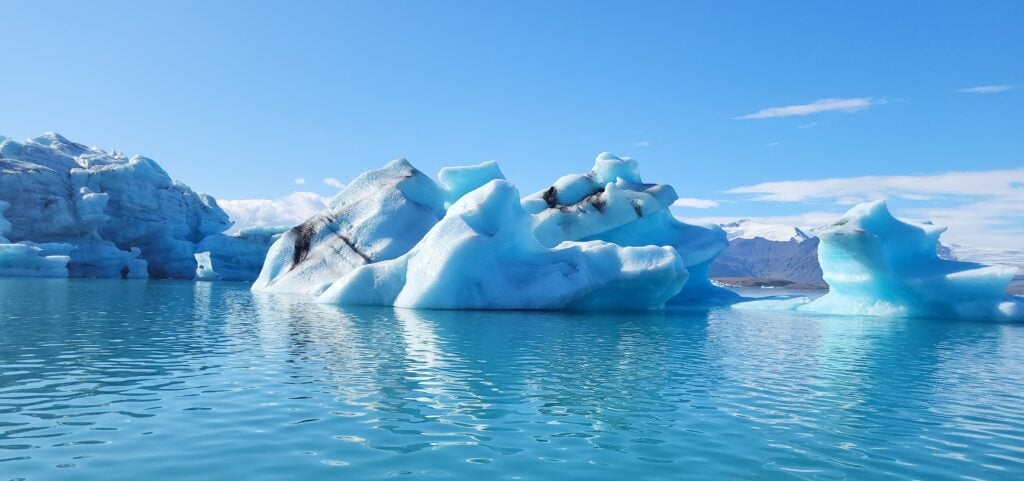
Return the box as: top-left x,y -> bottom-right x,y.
2,1 -> 1021,247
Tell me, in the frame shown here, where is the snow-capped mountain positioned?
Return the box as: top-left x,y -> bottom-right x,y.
711,220 -> 823,285
945,244 -> 1024,272
720,219 -> 811,243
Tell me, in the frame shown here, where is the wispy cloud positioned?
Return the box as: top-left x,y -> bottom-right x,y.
797,122 -> 818,129
723,168 -> 1024,249
724,168 -> 1024,202
735,97 -> 877,120
633,140 -> 651,148
293,177 -> 306,185
672,197 -> 719,209
323,177 -> 345,189
219,192 -> 329,233
956,84 -> 1013,94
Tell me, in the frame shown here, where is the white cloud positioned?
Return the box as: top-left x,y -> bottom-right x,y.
672,197 -> 720,209
294,178 -> 306,185
724,168 -> 1024,202
723,168 -> 1024,249
735,97 -> 877,120
323,177 -> 345,189
219,192 -> 329,233
956,85 -> 1013,94
797,122 -> 818,129
633,140 -> 651,148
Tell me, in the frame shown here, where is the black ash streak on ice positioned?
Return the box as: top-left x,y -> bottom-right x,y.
289,215 -> 371,270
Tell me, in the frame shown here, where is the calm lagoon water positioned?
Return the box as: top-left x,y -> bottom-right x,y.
2,279 -> 1024,480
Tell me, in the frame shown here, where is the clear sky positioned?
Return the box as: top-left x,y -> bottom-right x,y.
2,1 -> 1021,247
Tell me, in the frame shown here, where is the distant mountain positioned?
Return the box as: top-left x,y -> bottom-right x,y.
944,244 -> 1024,272
711,220 -> 824,286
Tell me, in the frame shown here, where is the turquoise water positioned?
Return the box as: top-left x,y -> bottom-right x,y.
2,280 -> 1023,480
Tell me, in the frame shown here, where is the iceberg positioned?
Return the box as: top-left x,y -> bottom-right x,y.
195,226 -> 289,281
257,153 -> 729,310
773,200 -> 1022,321
317,179 -> 687,309
522,153 -> 736,304
0,133 -> 232,279
253,159 -> 452,294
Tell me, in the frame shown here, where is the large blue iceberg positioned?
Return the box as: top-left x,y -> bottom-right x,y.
0,133 -> 232,278
254,153 -> 730,309
738,200 -> 1023,321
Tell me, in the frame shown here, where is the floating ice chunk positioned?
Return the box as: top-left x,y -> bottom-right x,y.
799,200 -> 1023,321
253,159 -> 447,294
194,252 -> 220,281
0,243 -> 70,277
195,226 -> 288,281
318,180 -> 688,309
36,241 -> 149,279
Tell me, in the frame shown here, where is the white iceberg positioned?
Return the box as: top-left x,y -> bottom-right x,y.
522,153 -> 736,304
257,153 -> 730,310
747,200 -> 1023,321
0,133 -> 231,279
317,180 -> 687,309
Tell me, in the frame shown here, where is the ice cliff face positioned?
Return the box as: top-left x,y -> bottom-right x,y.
0,133 -> 231,278
255,153 -> 728,309
0,200 -> 70,277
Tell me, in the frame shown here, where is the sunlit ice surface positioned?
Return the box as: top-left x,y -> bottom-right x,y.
2,279 -> 1024,480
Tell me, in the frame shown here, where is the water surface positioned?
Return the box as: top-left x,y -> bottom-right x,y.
2,279 -> 1023,480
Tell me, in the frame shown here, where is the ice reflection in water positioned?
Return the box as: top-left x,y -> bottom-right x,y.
1,279 -> 1023,480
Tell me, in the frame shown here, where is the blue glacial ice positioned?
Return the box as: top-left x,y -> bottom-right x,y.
522,152 -> 736,304
737,200 -> 1023,321
0,133 -> 232,279
195,226 -> 289,281
317,179 -> 687,309
0,200 -> 71,277
257,153 -> 726,309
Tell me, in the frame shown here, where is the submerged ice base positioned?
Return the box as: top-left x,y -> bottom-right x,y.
737,200 -> 1023,321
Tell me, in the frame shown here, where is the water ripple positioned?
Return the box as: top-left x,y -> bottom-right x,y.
1,280 -> 1024,480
